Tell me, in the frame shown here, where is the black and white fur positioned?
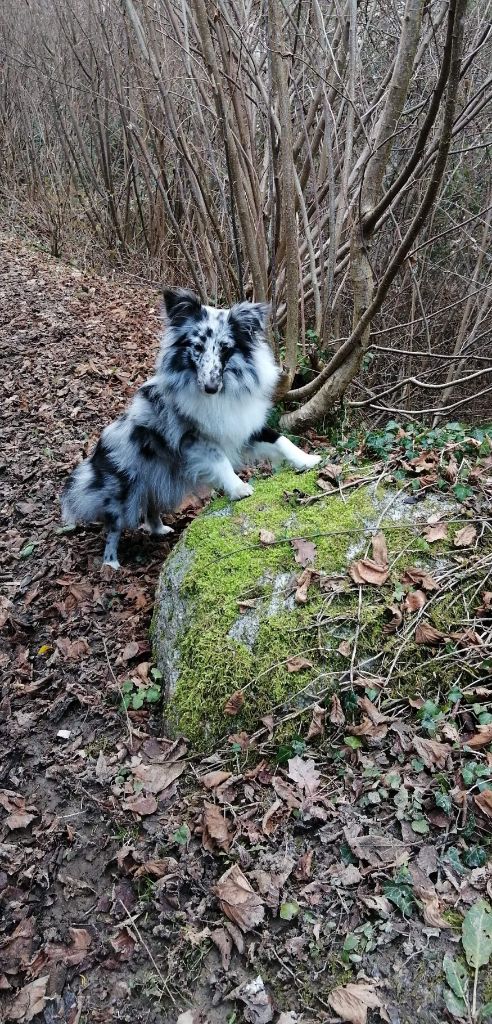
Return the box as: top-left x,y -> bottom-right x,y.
61,288 -> 320,568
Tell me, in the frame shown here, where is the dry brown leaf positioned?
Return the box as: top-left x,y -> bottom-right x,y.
202,802 -> 232,852
201,770 -> 232,790
476,591 -> 492,617
454,524 -> 477,548
295,568 -> 312,605
420,895 -> 450,929
329,693 -> 346,727
55,637 -> 91,661
134,858 -> 177,879
338,639 -> 352,658
223,690 -> 244,716
465,723 -> 492,749
272,777 -> 302,809
227,976 -> 273,1024
131,761 -> 185,794
238,598 -> 259,612
261,798 -> 286,836
349,558 -> 389,586
328,982 -> 384,1024
287,756 -> 320,797
306,704 -> 326,740
383,603 -> 403,633
349,717 -> 388,741
357,696 -> 389,726
423,522 -> 448,543
7,976 -> 49,1022
291,537 -> 316,567
318,463 -> 342,484
214,864 -> 264,932
371,531 -> 388,566
346,833 -> 408,867
442,455 -> 459,483
294,850 -> 313,881
286,656 -> 313,673
5,811 -> 36,830
403,589 -> 427,613
474,789 -> 492,818
402,567 -> 439,591
119,640 -> 139,662
121,793 -> 158,816
413,735 -> 451,769
415,622 -> 446,646
210,927 -> 233,971
259,529 -> 276,546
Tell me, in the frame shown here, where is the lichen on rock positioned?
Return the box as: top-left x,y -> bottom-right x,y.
152,466 -> 462,750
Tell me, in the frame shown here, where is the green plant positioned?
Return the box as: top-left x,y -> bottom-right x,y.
120,669 -> 163,711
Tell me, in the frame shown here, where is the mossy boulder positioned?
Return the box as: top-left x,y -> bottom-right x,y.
153,467 -> 461,750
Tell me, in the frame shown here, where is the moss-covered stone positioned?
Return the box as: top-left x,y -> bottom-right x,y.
153,465 -> 472,750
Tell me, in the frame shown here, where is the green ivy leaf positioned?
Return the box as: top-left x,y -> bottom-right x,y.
443,954 -> 469,1002
463,846 -> 487,869
383,881 -> 414,916
435,791 -> 453,816
445,846 -> 467,877
479,1001 -> 492,1021
462,900 -> 492,970
280,901 -> 299,921
173,823 -> 191,846
344,736 -> 362,750
411,817 -> 429,834
20,543 -> 35,559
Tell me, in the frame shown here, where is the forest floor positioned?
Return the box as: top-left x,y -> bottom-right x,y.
1,236 -> 492,1024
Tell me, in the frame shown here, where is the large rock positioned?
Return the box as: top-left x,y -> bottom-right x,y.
152,467 -> 458,750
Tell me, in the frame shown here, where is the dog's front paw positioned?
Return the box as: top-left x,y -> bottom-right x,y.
229,480 -> 253,500
296,452 -> 321,471
141,519 -> 174,537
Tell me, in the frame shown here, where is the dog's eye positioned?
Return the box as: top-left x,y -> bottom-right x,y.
194,342 -> 205,354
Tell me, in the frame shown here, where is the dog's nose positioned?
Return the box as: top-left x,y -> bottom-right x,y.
204,383 -> 219,394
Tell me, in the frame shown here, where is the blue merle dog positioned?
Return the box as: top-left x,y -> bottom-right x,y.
61,288 -> 320,567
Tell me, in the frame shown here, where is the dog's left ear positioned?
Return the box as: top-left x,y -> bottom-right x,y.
228,301 -> 270,337
162,287 -> 203,327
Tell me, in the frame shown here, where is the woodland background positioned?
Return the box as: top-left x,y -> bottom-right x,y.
0,0 -> 491,427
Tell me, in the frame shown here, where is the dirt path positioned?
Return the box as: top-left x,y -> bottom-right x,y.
1,238 -> 492,1024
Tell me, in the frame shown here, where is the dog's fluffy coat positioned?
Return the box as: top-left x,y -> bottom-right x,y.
61,288 -> 320,567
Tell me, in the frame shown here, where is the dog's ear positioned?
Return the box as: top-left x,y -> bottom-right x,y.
162,287 -> 202,327
228,301 -> 270,338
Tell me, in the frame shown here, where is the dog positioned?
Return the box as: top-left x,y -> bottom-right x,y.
61,288 -> 320,568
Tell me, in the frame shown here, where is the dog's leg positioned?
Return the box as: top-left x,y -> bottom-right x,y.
102,511 -> 123,569
141,496 -> 174,537
186,443 -> 253,500
247,427 -> 321,470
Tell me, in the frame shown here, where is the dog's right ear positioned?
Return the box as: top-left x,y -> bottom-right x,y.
162,287 -> 202,327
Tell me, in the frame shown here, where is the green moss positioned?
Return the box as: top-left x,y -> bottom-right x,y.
154,467 -> 483,749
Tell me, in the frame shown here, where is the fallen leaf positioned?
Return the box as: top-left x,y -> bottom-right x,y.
346,833 -> 408,868
383,603 -> 403,633
286,656 -> 313,673
277,1014 -> 300,1024
210,927 -> 233,971
307,704 -> 325,740
202,803 -> 232,852
214,864 -> 265,932
338,639 -> 352,658
201,770 -> 232,790
5,812 -> 36,830
420,895 -> 451,929
291,537 -> 316,567
402,567 -> 439,591
349,717 -> 388,741
357,696 -> 389,726
7,976 -> 49,1021
476,592 -> 492,617
330,863 -> 362,887
223,690 -> 244,716
349,558 -> 389,586
464,724 -> 492,749
474,790 -> 492,818
227,975 -> 273,1023
413,735 -> 451,770
287,756 -> 320,797
121,793 -> 158,816
131,761 -> 185,794
294,850 -> 313,880
403,590 -> 427,613
272,777 -> 302,809
328,981 -> 384,1024
295,568 -> 312,604
371,531 -> 388,566
423,523 -> 448,543
462,899 -> 492,969
415,622 -> 446,645
259,529 -> 276,546
329,693 -> 346,727
454,524 -> 477,548
55,637 -> 91,661
443,455 -> 459,483
318,463 -> 342,484
261,799 -> 286,836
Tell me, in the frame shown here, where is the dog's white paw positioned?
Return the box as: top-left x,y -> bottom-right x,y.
296,452 -> 321,471
103,558 -> 120,570
229,480 -> 253,500
141,520 -> 174,537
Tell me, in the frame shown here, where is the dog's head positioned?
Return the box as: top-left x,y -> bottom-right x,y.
161,288 -> 270,395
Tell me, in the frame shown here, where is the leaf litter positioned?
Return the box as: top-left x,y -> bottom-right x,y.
1,239 -> 492,1024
